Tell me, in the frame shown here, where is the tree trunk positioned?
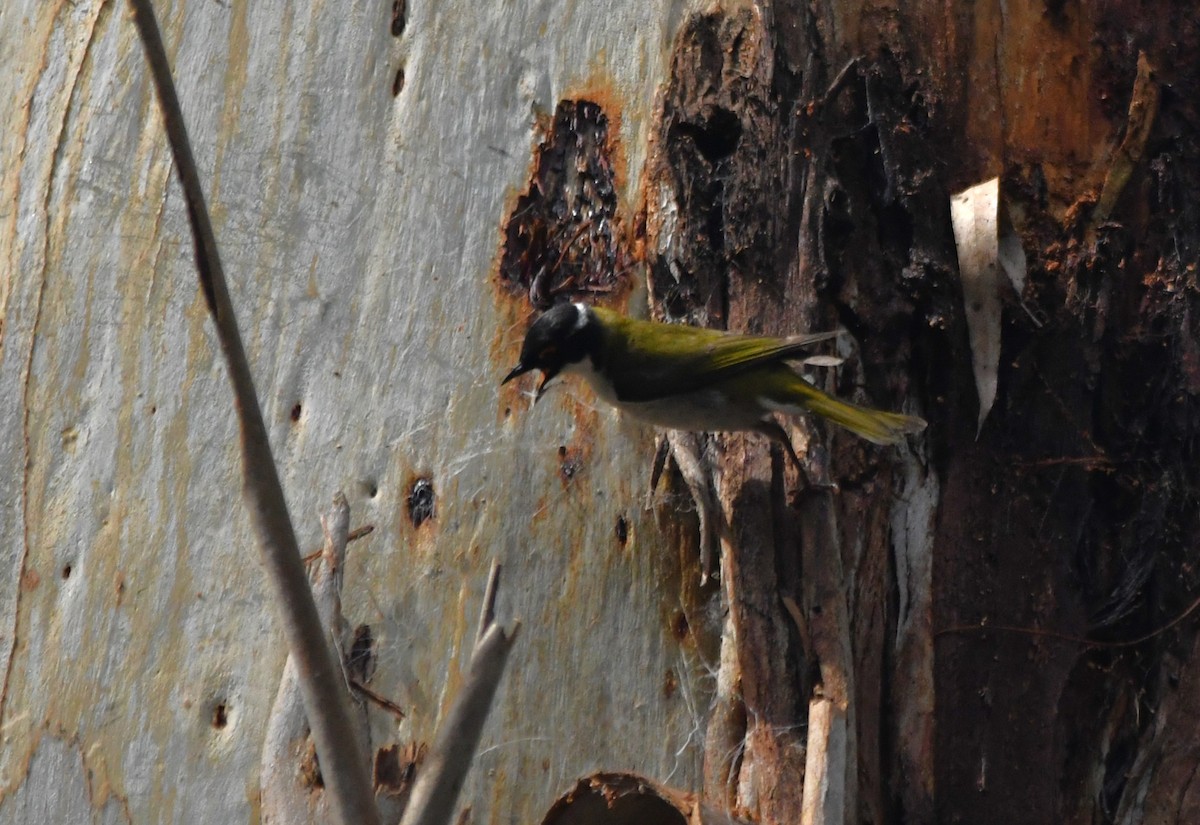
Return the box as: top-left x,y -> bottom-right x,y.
634,0 -> 1200,823
4,0 -> 1199,823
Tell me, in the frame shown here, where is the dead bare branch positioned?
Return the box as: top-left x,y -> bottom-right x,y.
350,679 -> 408,721
400,563 -> 519,825
126,3 -> 379,823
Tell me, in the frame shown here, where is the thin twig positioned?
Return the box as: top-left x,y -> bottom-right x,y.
315,493 -> 351,619
350,678 -> 408,721
549,218 -> 595,280
935,589 -> 1200,649
304,522 -> 374,563
126,3 -> 379,823
349,524 -> 376,542
818,56 -> 862,110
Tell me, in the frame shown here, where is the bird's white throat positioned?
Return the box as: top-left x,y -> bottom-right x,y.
561,354 -> 619,405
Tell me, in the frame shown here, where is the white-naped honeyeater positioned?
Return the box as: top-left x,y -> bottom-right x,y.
502,302 -> 926,467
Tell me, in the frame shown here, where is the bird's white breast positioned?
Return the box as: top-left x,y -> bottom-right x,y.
562,356 -> 766,433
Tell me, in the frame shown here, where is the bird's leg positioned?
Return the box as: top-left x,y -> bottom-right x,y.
753,419 -> 838,500
650,432 -> 723,585
754,418 -> 803,473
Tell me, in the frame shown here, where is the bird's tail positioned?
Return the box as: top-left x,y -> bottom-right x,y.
801,384 -> 926,445
759,369 -> 926,445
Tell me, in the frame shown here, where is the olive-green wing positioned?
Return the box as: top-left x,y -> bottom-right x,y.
592,308 -> 842,403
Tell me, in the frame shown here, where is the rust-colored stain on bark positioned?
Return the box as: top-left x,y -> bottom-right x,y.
20,568 -> 40,592
491,85 -> 641,429
300,741 -> 323,789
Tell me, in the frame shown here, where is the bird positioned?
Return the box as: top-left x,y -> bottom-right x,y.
502,302 -> 926,468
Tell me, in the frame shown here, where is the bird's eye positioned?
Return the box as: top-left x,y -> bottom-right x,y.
540,345 -> 557,361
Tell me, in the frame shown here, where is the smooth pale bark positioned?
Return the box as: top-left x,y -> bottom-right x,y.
0,1 -> 706,822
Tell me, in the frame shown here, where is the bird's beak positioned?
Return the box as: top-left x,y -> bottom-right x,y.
503,363 -> 557,403
502,363 -> 530,385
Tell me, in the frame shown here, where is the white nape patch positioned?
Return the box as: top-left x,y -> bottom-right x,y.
572,302 -> 590,331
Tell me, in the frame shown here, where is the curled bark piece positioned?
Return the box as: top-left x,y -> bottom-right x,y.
950,177 -> 1027,435
665,432 -> 723,584
801,355 -> 844,368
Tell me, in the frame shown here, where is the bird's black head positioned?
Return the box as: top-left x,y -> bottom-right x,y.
502,303 -> 598,399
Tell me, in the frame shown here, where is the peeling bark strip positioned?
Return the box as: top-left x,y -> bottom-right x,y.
644,12 -> 809,821
499,100 -> 632,309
